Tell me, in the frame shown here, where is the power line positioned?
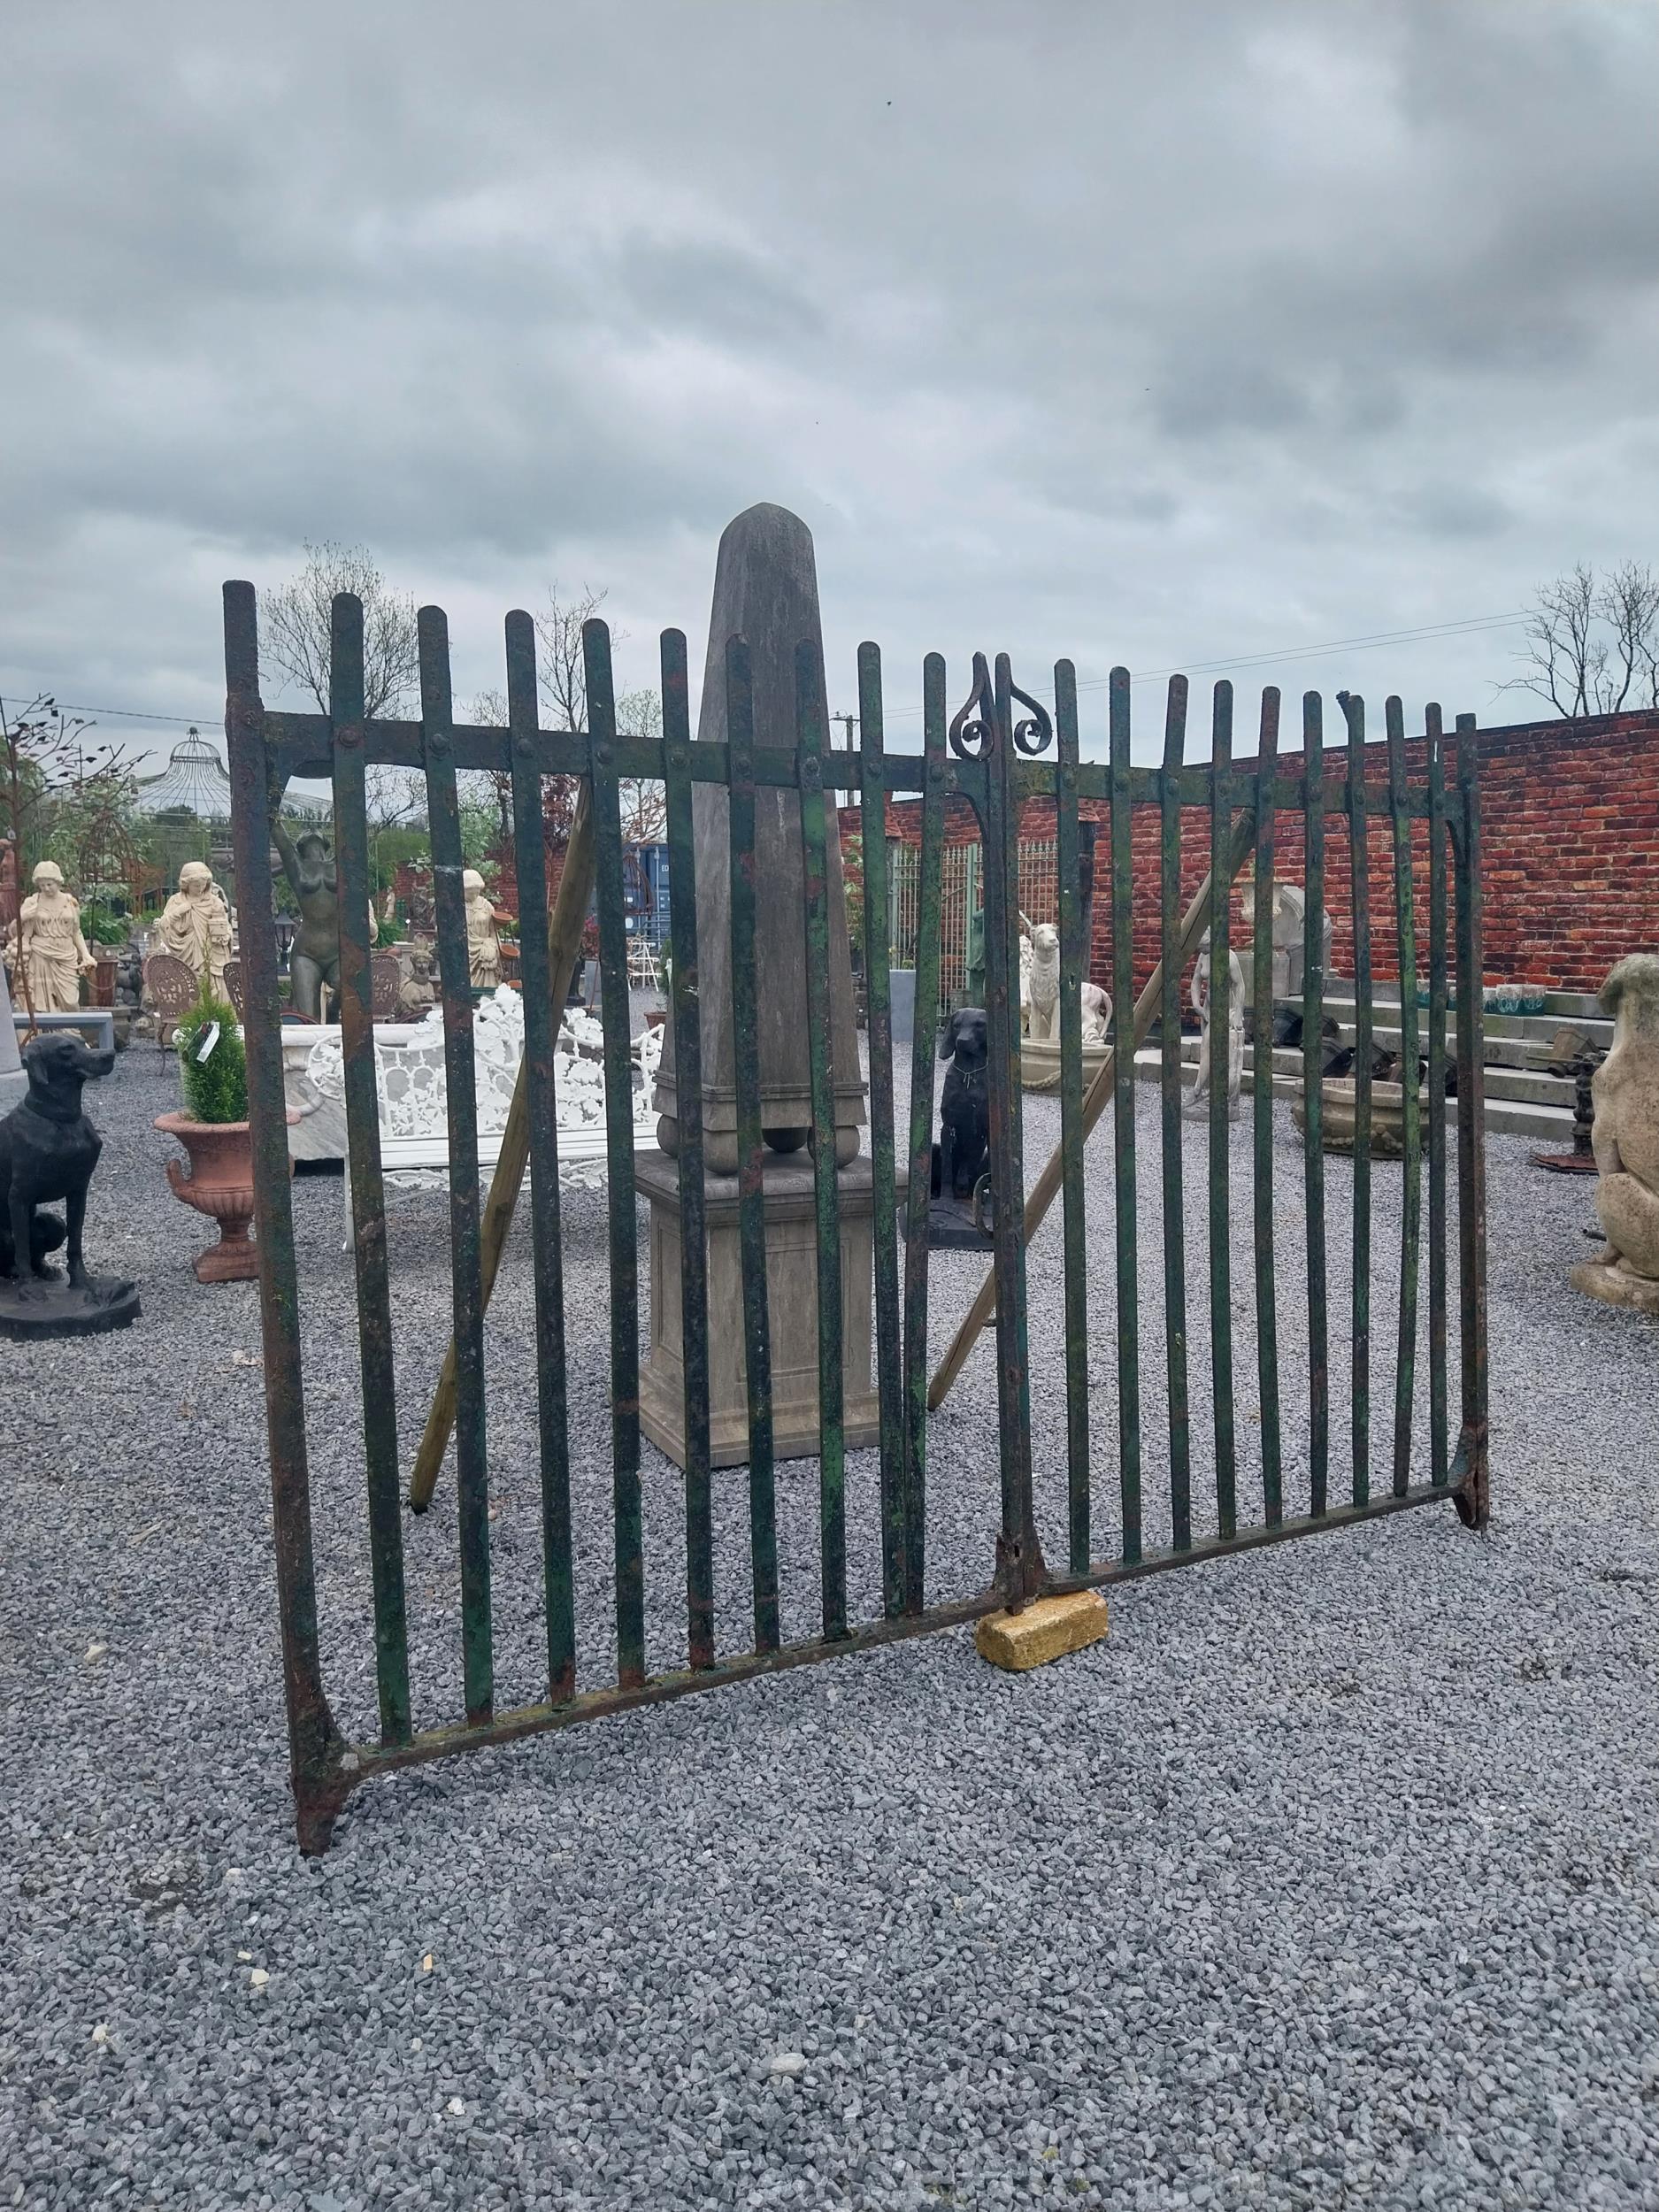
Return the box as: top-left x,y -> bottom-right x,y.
877,609 -> 1531,718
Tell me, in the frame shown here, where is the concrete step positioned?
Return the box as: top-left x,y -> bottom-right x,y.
1128,1048 -> 1582,1145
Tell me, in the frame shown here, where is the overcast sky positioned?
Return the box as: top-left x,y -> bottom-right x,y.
6,0 -> 1658,769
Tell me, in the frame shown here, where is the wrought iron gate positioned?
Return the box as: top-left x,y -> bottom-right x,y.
224,586 -> 1488,1853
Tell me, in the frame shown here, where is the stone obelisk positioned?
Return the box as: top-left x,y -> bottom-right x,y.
638,502 -> 882,1470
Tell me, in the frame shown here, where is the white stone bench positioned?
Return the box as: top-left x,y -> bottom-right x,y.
300,990 -> 664,1248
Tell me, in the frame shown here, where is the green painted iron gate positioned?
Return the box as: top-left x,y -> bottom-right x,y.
224,585 -> 1489,1854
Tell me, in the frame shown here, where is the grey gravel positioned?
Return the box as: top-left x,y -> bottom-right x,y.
4,1042 -> 1659,2211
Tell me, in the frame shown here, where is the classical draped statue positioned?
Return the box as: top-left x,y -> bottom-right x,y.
464,869 -> 503,990
157,861 -> 232,994
1186,932 -> 1244,1120
13,862 -> 96,1013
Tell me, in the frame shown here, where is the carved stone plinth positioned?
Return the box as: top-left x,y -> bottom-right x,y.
637,1149 -> 895,1470
1570,1256 -> 1659,1317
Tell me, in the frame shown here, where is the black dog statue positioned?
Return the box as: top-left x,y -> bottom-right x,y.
934,1008 -> 990,1202
0,1032 -> 139,1339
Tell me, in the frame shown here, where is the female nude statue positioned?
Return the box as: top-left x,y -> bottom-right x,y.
271,819 -> 345,1023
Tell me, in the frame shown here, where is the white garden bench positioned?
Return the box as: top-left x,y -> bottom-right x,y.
302,990 -> 664,1249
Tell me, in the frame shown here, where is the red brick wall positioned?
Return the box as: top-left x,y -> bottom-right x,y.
852,708 -> 1659,1000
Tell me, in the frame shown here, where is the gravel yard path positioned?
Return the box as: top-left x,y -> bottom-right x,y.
4,1041 -> 1658,2211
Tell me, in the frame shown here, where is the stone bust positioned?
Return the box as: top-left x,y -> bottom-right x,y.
1571,951 -> 1659,1315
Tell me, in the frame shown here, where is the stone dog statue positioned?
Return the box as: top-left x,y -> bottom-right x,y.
1571,951 -> 1659,1317
933,1007 -> 991,1202
1020,919 -> 1062,1041
0,1033 -> 124,1296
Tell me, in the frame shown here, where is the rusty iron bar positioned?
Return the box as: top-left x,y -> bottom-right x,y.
1453,712 -> 1490,1531
1301,692 -> 1330,1515
1159,679 -> 1193,1549
900,656 -> 949,1612
330,593 -> 414,1743
857,643 -> 908,1616
1386,695 -> 1422,1499
1053,659 -> 1091,1574
1340,693 -> 1372,1509
795,640 -> 848,1639
1107,668 -> 1141,1564
1207,681 -> 1237,1540
1425,707 -> 1450,1488
224,581 -> 352,1855
420,611 -> 513,1706
1250,688 -> 1283,1525
725,641 -> 780,1651
584,619 -> 647,1685
661,627 -> 715,1671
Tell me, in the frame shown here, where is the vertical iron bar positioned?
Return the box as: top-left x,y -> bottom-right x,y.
1159,679 -> 1192,1550
1453,712 -> 1489,1530
329,593 -> 411,1745
1251,688 -> 1283,1525
982,655 -> 1042,1605
796,641 -> 846,1640
424,611 -> 510,1713
1207,682 -> 1236,1540
224,582 -> 344,1848
1342,693 -> 1372,1509
661,629 -> 713,1670
1302,694 -> 1329,1516
1108,669 -> 1141,1565
901,657 -> 949,1614
1055,660 -> 1091,1573
1386,695 -> 1421,1498
858,644 -> 906,1615
584,620 -> 646,1685
500,617 -> 575,1706
726,641 -> 779,1651
1425,708 -> 1449,1488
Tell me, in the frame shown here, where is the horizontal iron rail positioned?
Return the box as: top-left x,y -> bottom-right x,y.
261,710 -> 1448,818
324,1473 -> 1475,1804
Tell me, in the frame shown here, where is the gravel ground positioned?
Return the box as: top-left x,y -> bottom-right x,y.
4,1038 -> 1659,2211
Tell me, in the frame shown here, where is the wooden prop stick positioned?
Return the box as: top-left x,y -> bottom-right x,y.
408,782 -> 597,1511
927,808 -> 1256,1413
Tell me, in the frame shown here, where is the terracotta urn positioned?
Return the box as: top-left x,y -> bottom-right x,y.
154,1109 -> 297,1283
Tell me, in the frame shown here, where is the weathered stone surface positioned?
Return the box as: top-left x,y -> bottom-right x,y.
652,503 -> 864,1173
636,1149 -> 893,1469
1292,1076 -> 1417,1157
975,1590 -> 1110,1672
1575,950 -> 1659,1308
1570,1257 -> 1659,1316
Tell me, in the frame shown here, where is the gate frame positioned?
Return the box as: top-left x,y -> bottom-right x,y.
224,583 -> 1488,1852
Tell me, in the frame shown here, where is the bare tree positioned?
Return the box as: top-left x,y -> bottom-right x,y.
261,541 -> 419,720
1509,560 -> 1659,718
615,686 -> 667,846
534,583 -> 612,729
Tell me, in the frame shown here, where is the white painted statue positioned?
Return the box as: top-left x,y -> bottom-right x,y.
1080,982 -> 1112,1047
1186,931 -> 1244,1120
157,861 -> 232,995
1019,916 -> 1062,1041
1239,876 -> 1333,1002
464,869 -> 503,990
1571,953 -> 1659,1316
13,861 -> 96,1012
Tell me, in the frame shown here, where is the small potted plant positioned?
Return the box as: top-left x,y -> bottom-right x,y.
154,975 -> 293,1281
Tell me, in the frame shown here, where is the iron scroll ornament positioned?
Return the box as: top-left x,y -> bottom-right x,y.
947,651 -> 1056,761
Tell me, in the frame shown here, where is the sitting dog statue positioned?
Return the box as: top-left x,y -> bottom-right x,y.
1022,922 -> 1062,1041
1,1033 -> 124,1297
933,1007 -> 990,1201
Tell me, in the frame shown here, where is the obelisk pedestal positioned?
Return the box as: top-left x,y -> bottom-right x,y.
641,501 -> 873,1470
